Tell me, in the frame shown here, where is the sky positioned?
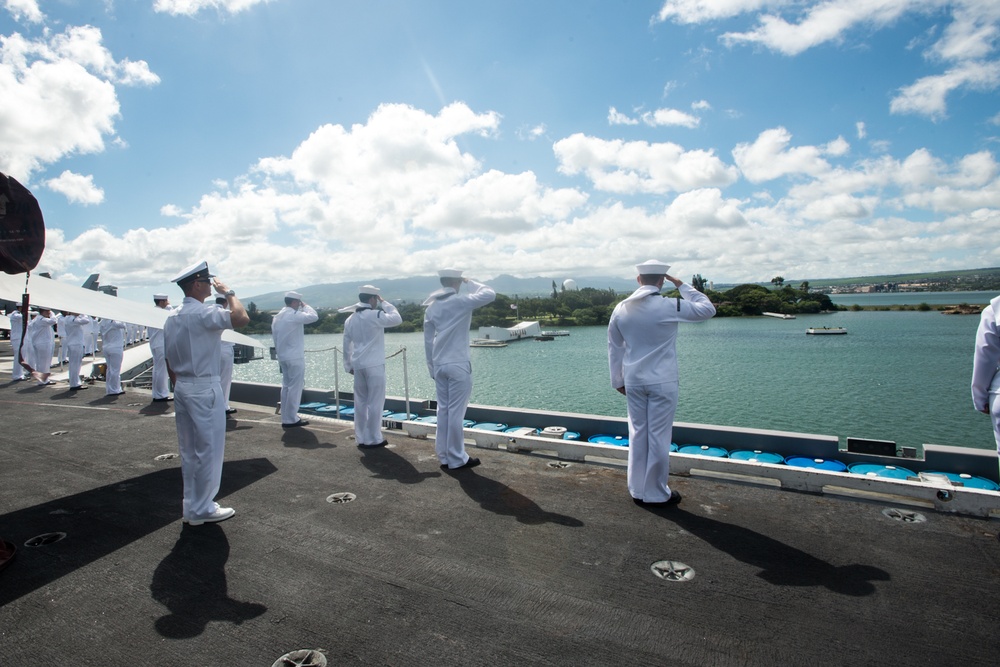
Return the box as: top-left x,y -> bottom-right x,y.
2,0 -> 1000,304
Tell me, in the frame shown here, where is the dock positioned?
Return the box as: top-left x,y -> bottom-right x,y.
1,371 -> 999,665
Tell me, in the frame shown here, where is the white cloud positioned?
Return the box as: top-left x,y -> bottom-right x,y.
642,107 -> 701,128
3,0 -> 44,23
554,133 -> 739,194
153,0 -> 271,16
732,127 -> 834,182
856,121 -> 866,139
608,107 -> 639,125
654,0 -> 781,25
45,170 -> 104,204
0,25 -> 158,180
890,59 -> 1000,119
692,99 -> 712,111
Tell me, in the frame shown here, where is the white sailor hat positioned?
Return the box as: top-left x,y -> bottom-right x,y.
635,259 -> 671,275
171,260 -> 214,284
358,284 -> 381,296
438,268 -> 463,278
153,293 -> 168,301
285,290 -> 303,300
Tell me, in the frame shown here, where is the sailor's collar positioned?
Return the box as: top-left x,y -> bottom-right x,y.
422,287 -> 456,306
338,302 -> 373,314
620,284 -> 661,305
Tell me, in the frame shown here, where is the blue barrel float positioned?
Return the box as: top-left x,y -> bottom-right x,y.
473,422 -> 508,432
678,444 -> 728,458
670,443 -> 678,452
385,412 -> 418,421
921,471 -> 1000,491
784,456 -> 848,472
589,434 -> 629,447
729,450 -> 785,464
847,463 -> 916,480
315,405 -> 342,416
299,402 -> 327,411
337,406 -> 355,420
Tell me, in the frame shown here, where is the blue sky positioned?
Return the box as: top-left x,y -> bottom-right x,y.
2,0 -> 999,303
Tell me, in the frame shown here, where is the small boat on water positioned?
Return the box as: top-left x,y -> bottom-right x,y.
540,330 -> 570,336
534,335 -> 554,342
470,339 -> 508,348
763,312 -> 796,319
806,326 -> 847,335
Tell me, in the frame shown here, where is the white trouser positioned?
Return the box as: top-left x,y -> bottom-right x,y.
625,381 -> 678,503
220,349 -> 234,409
10,335 -> 25,379
104,347 -> 123,394
990,389 -> 1000,469
279,358 -> 306,424
433,362 -> 473,468
67,344 -> 84,387
151,345 -> 170,399
174,377 -> 226,520
354,365 -> 387,445
31,340 -> 54,376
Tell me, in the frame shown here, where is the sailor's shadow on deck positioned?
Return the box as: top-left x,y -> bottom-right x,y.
359,446 -> 442,484
0,458 -> 278,607
454,470 -> 585,527
280,427 -> 336,450
151,524 -> 266,639
655,507 -> 890,596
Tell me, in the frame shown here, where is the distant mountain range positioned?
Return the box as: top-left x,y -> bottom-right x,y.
244,275 -> 639,310
244,266 -> 1000,311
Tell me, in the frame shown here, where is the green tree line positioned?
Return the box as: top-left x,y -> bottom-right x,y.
240,280 -> 837,335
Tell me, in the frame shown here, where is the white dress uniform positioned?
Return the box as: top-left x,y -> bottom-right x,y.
210,296 -> 236,411
423,273 -> 496,468
27,312 -> 57,380
271,297 -> 318,424
972,295 -> 1000,470
9,309 -> 25,380
99,318 -> 127,395
608,265 -> 716,503
164,292 -> 233,523
342,289 -> 403,446
149,296 -> 173,400
63,314 -> 92,389
56,314 -> 68,362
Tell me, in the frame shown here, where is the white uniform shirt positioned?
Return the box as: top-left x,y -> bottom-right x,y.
343,301 -> 403,373
149,306 -> 173,350
63,315 -> 92,346
423,280 -> 496,371
28,314 -> 57,345
163,297 -> 232,379
271,304 -> 319,362
99,319 -> 127,351
9,310 -> 23,343
972,295 -> 1000,411
608,283 -> 716,389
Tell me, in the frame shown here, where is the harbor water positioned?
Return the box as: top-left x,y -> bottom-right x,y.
233,294 -> 998,452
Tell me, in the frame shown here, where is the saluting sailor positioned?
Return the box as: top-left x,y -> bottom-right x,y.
62,311 -> 92,390
163,261 -> 249,526
149,293 -> 173,402
99,317 -> 127,396
423,268 -> 496,470
607,260 -> 716,507
7,305 -> 25,381
271,290 -> 318,428
28,307 -> 58,386
212,294 -> 237,416
972,293 -> 1000,476
341,285 -> 403,447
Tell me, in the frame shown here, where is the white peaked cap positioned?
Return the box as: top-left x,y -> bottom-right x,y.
438,268 -> 463,278
358,285 -> 381,295
285,291 -> 303,300
153,293 -> 168,300
635,259 -> 671,275
171,260 -> 213,284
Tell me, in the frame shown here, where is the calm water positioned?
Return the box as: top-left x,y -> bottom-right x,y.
234,308 -> 997,451
828,290 -> 996,306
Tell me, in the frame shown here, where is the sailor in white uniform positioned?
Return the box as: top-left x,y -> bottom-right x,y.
27,307 -> 58,385
8,306 -> 25,380
608,260 -> 716,506
342,285 -> 403,447
164,261 -> 248,525
63,312 -> 92,390
423,269 -> 496,470
149,293 -> 173,402
972,294 -> 1000,474
271,290 -> 318,428
99,317 -> 127,395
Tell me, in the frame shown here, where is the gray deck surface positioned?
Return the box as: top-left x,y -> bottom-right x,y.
1,370 -> 999,666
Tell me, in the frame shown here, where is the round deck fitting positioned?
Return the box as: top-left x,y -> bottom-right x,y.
882,508 -> 927,523
326,492 -> 356,504
25,532 -> 67,548
272,649 -> 327,667
154,453 -> 178,461
650,560 -> 695,582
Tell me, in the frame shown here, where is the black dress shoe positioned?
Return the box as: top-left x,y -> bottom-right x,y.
358,440 -> 388,448
282,419 -> 310,428
638,490 -> 682,507
450,457 -> 481,471
225,408 -> 238,414
68,385 -> 87,391
152,397 -> 173,402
